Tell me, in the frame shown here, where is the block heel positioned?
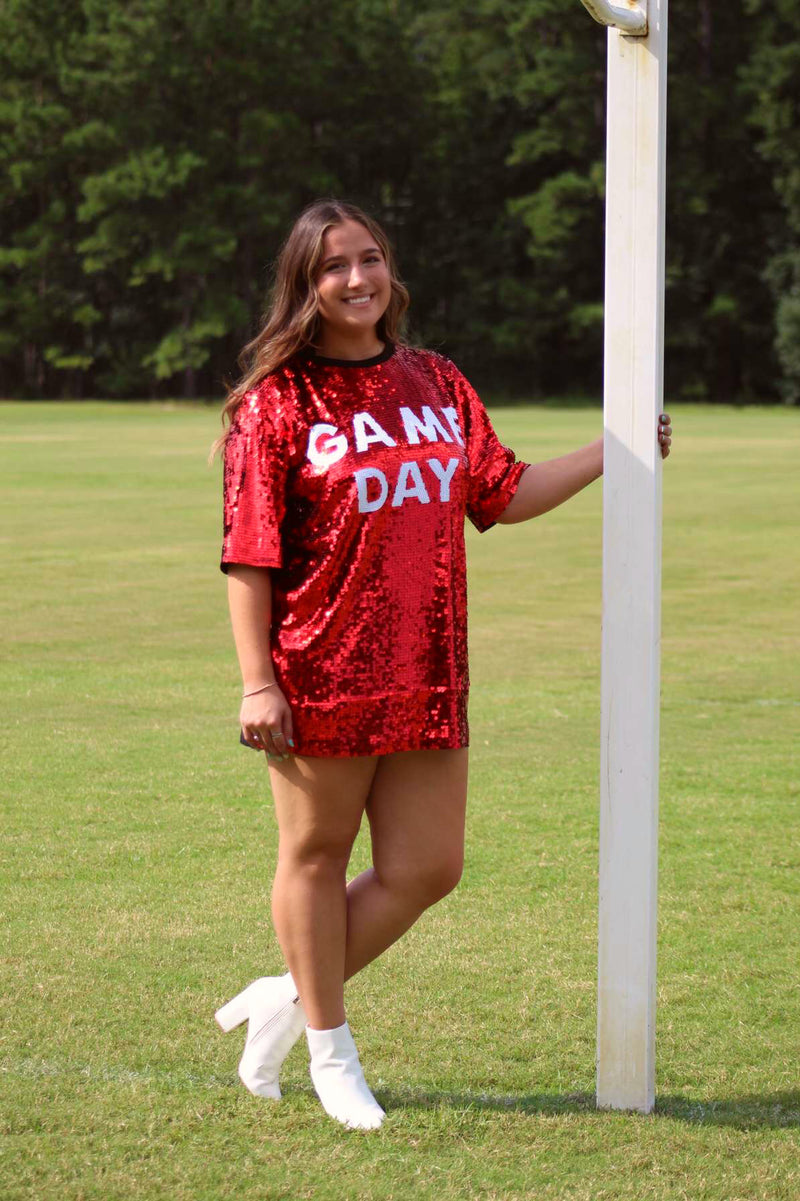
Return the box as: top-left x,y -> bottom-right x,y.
214,975 -> 308,1099
215,985 -> 253,1033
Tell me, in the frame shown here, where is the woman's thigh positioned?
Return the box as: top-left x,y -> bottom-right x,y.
268,754 -> 379,859
365,747 -> 469,885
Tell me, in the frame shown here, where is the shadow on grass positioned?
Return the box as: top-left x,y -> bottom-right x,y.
12,1059 -> 798,1130
654,1091 -> 800,1130
373,1086 -> 800,1130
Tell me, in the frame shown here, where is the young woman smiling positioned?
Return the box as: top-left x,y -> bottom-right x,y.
213,198 -> 672,1131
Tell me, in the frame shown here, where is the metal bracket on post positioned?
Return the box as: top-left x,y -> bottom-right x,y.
579,0 -> 648,35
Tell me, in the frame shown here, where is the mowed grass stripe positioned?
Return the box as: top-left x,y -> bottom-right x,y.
1,401 -> 798,1200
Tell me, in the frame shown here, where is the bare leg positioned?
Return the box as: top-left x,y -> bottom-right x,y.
268,753 -> 377,1030
267,753 -> 388,1130
343,747 -> 468,979
230,747 -> 466,1123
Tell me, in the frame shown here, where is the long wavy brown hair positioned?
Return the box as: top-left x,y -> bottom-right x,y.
210,199 -> 410,461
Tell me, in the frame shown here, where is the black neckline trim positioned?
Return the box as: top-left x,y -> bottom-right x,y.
310,342 -> 396,369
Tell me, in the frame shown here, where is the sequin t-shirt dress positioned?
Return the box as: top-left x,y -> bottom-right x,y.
220,343 -> 528,757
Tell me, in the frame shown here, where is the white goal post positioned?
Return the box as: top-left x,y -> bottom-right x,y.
577,0 -> 668,1114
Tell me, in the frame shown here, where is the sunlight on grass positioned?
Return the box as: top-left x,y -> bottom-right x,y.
2,402 -> 798,1200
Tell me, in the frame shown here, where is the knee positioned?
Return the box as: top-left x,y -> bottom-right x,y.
385,854 -> 463,910
434,855 -> 464,902
413,856 -> 463,908
428,858 -> 463,906
279,835 -> 354,880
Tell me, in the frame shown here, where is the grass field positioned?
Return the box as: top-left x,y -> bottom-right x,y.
1,401 -> 798,1200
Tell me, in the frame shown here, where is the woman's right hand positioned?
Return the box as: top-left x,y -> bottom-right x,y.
239,685 -> 295,760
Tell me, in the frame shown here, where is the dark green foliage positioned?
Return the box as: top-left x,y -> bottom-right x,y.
0,0 -> 794,399
664,1 -> 780,402
1,0 -> 432,398
405,1 -> 607,396
742,0 -> 800,402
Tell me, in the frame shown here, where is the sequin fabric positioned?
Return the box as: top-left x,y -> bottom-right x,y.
221,344 -> 528,757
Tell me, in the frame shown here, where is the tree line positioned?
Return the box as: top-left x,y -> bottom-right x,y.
2,0 -> 798,402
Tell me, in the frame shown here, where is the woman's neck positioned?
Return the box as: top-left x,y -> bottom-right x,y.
314,329 -> 384,361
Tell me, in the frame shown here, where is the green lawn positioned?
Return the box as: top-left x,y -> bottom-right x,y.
2,401 -> 798,1200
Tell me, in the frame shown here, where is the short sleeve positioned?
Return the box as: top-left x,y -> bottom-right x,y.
219,379 -> 294,573
441,360 -> 528,532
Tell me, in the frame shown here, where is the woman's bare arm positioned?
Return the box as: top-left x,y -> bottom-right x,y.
227,564 -> 276,690
227,564 -> 294,757
497,439 -> 603,524
497,413 -> 672,525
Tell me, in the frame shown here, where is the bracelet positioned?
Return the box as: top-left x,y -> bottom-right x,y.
242,682 -> 277,698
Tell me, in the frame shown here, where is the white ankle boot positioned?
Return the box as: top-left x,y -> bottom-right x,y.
306,1021 -> 385,1130
215,975 -> 307,1099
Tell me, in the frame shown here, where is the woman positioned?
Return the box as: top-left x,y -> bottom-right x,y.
213,198 -> 672,1131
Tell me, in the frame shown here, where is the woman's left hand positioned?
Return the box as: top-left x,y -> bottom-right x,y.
658,412 -> 672,458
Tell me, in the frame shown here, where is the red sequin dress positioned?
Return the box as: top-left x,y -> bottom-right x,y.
221,343 -> 528,757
